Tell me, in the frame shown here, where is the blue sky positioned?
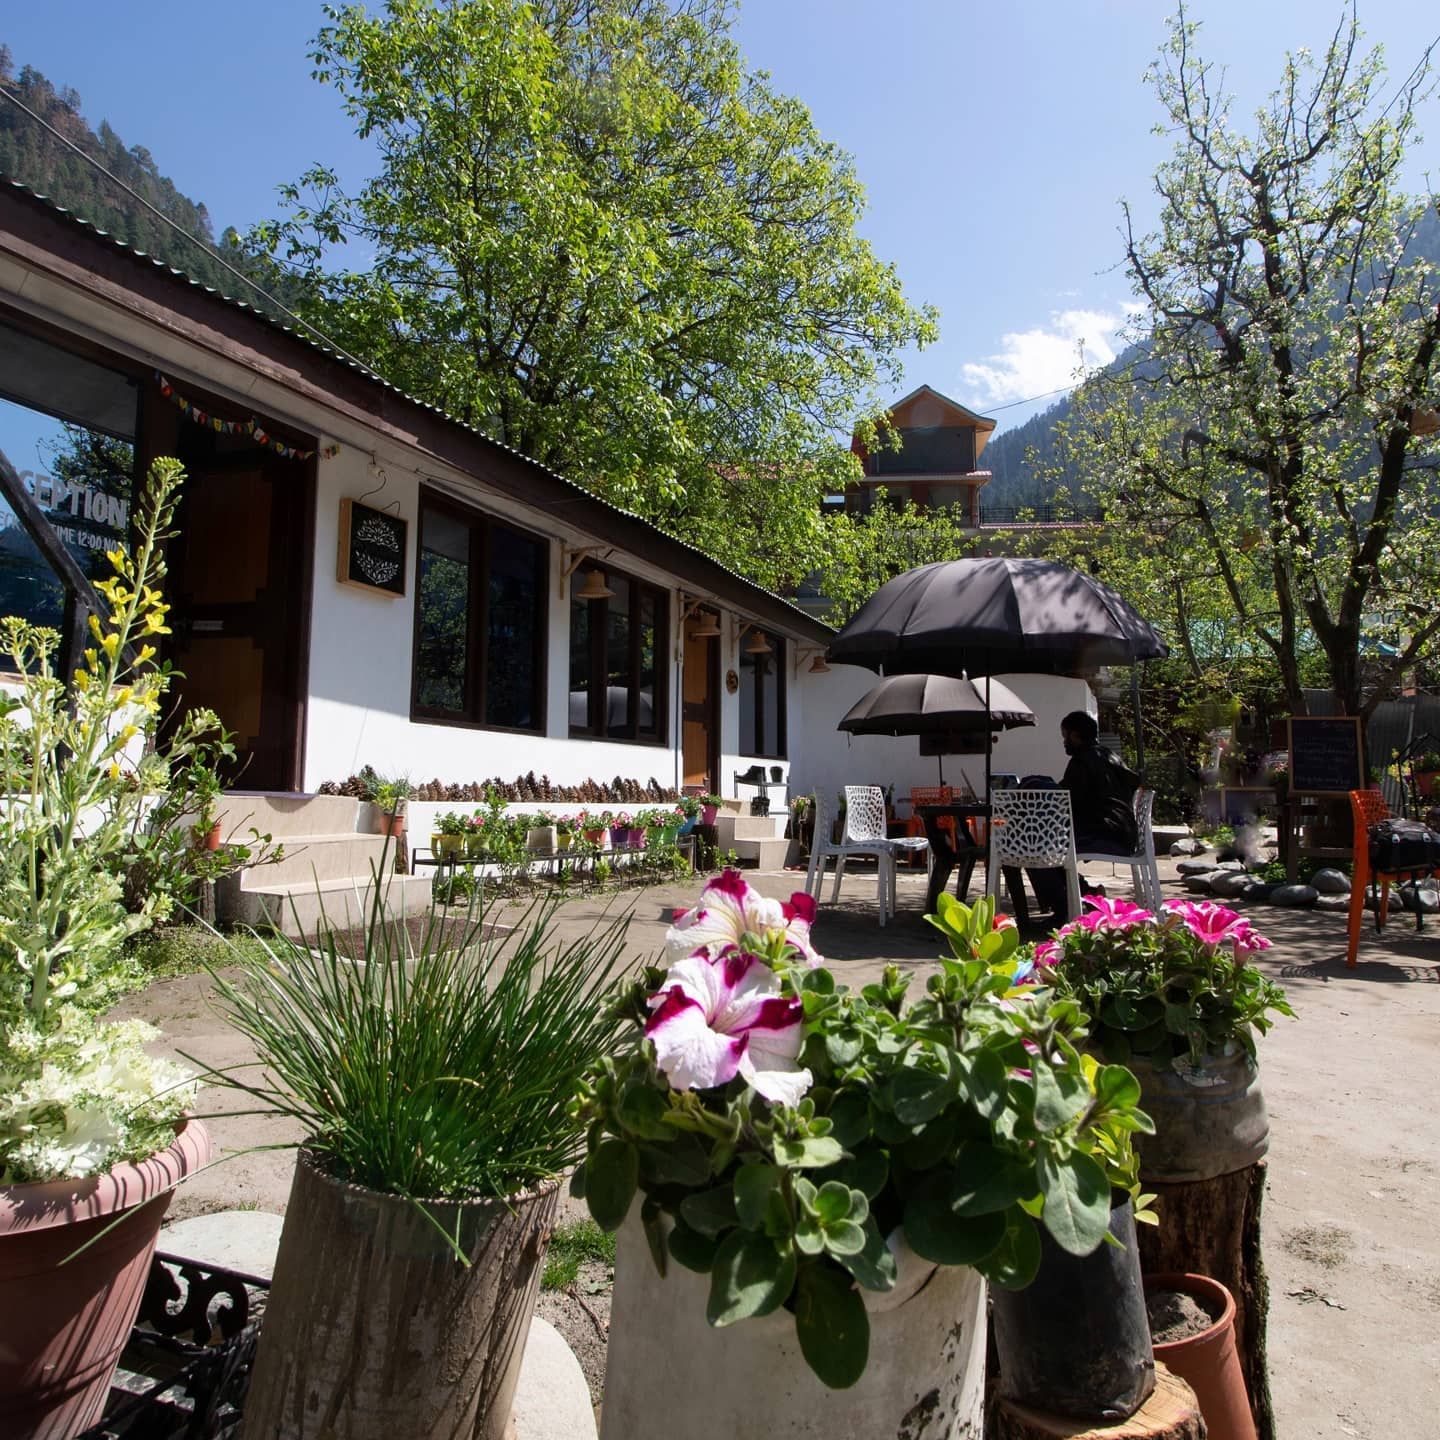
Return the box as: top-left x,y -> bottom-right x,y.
3,2 -> 1435,436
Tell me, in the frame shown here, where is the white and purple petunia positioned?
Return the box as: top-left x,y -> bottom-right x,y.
665,868 -> 821,969
645,948 -> 813,1105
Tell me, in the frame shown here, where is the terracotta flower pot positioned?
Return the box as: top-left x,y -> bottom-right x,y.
0,1118 -> 214,1440
193,820 -> 222,850
1145,1273 -> 1257,1440
242,1151 -> 559,1440
377,810 -> 405,839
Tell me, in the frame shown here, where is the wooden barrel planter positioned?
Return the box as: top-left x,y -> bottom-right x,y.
241,1152 -> 558,1440
599,1217 -> 987,1440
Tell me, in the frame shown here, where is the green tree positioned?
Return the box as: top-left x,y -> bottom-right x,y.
1062,8 -> 1440,719
245,0 -> 936,590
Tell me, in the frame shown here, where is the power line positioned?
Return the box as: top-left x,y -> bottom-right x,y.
0,82 -> 380,378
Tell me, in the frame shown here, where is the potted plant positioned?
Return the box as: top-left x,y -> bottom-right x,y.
1039,896 -> 1293,1183
525,812 -> 557,855
611,810 -> 634,850
1414,749 -> 1440,799
581,809 -> 610,846
0,459 -> 213,1438
206,890 -> 630,1440
1145,1272 -> 1258,1440
573,877 -> 1152,1438
699,794 -> 723,827
434,809 -> 468,857
677,794 -> 702,835
555,814 -> 576,851
366,774 -> 412,838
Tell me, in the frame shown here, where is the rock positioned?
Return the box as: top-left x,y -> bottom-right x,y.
1270,884 -> 1319,907
1184,873 -> 1219,893
1365,886 -> 1404,912
512,1317 -> 599,1440
1209,872 -> 1252,898
1315,893 -> 1350,912
1176,859 -> 1217,877
160,1210 -> 285,1281
1239,879 -> 1275,903
1170,838 -> 1208,857
1311,868 -> 1351,895
1398,883 -> 1440,914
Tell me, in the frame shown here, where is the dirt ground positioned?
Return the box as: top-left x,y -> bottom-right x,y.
117,857 -> 1440,1440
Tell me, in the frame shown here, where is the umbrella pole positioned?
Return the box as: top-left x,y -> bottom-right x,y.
1131,665 -> 1147,782
985,675 -> 993,801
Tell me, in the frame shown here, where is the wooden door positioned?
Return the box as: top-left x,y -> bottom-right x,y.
165,449 -> 311,792
682,616 -> 719,792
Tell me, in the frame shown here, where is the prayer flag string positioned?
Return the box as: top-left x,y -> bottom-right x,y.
154,372 -> 341,461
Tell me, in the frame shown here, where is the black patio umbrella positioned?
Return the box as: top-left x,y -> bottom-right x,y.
826,557 -> 1168,678
827,558 -> 1168,793
838,673 -> 1035,784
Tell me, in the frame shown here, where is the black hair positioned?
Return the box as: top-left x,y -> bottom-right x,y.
1061,710 -> 1098,743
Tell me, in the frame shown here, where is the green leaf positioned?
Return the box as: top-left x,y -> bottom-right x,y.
1093,1063 -> 1143,1112
1037,1150 -> 1112,1257
812,1180 -> 855,1226
836,1221 -> 898,1293
639,1198 -> 667,1277
980,1207 -> 1043,1291
823,1219 -> 867,1257
891,1061 -> 955,1126
825,1029 -> 864,1067
820,1148 -> 888,1201
733,1163 -> 782,1230
639,1133 -> 711,1188
706,1231 -> 797,1326
968,1048 -> 1008,1118
1033,1063 -> 1090,1132
903,1173 -> 1007,1266
680,1186 -> 738,1238
795,1263 -> 870,1389
949,1141 -> 1034,1216
584,1139 -> 637,1233
826,1092 -> 871,1148
617,1082 -> 672,1140
668,1216 -> 722,1273
773,1135 -> 845,1169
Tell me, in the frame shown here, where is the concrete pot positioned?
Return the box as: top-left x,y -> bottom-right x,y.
1130,1050 -> 1268,1183
600,1216 -> 986,1440
0,1118 -> 214,1440
241,1151 -> 559,1440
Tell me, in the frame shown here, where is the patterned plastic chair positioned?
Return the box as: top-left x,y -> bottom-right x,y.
1076,787 -> 1163,910
805,787 -> 926,926
987,789 -> 1081,922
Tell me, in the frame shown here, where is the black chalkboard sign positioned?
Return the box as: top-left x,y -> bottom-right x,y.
1287,716 -> 1364,796
338,498 -> 407,597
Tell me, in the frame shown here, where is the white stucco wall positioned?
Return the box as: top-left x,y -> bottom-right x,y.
787,668 -> 1096,813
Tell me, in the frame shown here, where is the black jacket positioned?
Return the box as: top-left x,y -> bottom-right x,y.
1061,743 -> 1140,854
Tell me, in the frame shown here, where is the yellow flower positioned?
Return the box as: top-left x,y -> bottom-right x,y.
101,634 -> 120,658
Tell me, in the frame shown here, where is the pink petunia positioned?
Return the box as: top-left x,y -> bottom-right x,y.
1075,895 -> 1155,931
1161,899 -> 1272,953
665,869 -> 822,968
1033,939 -> 1060,968
645,949 -> 811,1104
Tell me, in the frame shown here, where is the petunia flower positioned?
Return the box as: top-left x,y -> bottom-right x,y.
1075,895 -> 1155,931
1033,939 -> 1060,968
665,868 -> 821,968
645,949 -> 812,1105
1161,899 -> 1272,953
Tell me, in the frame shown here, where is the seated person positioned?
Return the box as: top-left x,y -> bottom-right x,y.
1028,710 -> 1140,921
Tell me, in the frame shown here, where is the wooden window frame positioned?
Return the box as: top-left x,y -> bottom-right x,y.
568,562 -> 669,747
740,631 -> 787,760
410,487 -> 548,733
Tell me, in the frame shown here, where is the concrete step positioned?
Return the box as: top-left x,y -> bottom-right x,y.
240,833 -> 393,888
716,813 -> 787,844
227,872 -> 434,938
730,836 -> 790,871
215,793 -> 361,839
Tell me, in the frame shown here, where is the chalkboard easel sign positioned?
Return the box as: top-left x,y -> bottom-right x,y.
338,498 -> 407,597
1286,715 -> 1364,796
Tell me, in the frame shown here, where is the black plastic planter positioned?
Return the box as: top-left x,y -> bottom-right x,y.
990,1195 -> 1156,1422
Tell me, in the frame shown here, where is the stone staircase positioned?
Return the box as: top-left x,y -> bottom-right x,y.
214,793 -> 431,938
714,803 -> 790,871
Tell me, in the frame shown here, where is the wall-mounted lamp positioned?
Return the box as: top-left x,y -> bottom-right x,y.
560,545 -> 614,599
689,613 -> 722,639
743,630 -> 773,657
574,567 -> 615,602
808,654 -> 831,674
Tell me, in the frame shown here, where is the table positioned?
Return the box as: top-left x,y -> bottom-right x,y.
915,802 -> 990,915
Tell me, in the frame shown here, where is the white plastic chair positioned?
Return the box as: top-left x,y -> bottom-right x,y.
1076,786 -> 1162,910
805,787 -> 926,926
987,788 -> 1081,922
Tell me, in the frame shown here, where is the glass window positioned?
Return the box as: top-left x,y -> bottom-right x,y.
738,631 -> 786,758
411,495 -> 546,730
569,564 -> 667,744
485,527 -> 544,729
415,507 -> 471,714
0,321 -> 138,649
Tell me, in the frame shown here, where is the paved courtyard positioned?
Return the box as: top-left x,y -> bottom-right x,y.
121,855 -> 1440,1440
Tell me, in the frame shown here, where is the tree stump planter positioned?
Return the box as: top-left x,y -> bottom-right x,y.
989,1363 -> 1203,1440
1136,1161 -> 1273,1440
0,1118 -> 214,1440
600,1216 -> 987,1440
241,1153 -> 558,1440
990,1196 -> 1155,1423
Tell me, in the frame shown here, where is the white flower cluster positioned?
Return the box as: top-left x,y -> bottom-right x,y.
0,1014 -> 198,1184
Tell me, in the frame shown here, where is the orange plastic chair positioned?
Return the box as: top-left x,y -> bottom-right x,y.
1346,788 -> 1440,966
906,786 -> 959,852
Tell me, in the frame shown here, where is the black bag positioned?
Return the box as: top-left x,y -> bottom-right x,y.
1368,818 -> 1440,874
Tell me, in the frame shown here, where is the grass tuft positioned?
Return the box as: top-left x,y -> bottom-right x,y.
542,1217 -> 617,1290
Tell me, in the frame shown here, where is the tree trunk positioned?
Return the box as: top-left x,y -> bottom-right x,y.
1136,1161 -> 1274,1440
989,1364 -> 1203,1440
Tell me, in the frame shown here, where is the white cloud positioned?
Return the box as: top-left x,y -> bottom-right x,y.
959,308 -> 1131,408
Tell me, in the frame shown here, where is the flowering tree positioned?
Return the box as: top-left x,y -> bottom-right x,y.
1064,9 -> 1440,717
